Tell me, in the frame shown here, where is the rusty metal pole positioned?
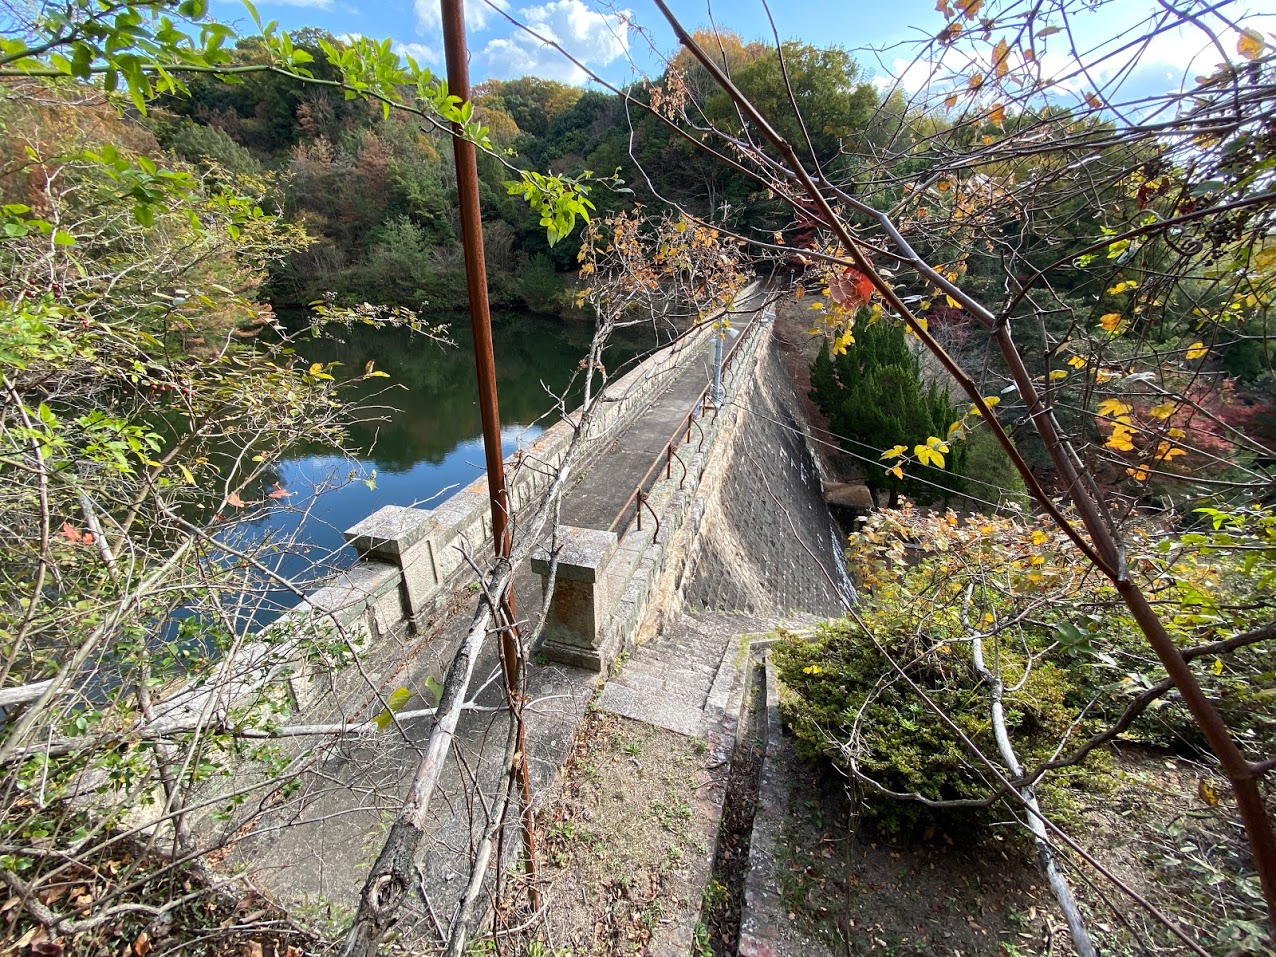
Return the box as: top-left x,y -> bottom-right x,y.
440,0 -> 540,908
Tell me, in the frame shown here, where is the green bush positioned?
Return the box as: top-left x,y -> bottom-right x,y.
809,320 -> 967,503
772,616 -> 1075,841
959,424 -> 1030,510
772,506 -> 1276,841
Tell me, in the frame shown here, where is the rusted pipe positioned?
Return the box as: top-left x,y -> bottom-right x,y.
441,0 -> 539,911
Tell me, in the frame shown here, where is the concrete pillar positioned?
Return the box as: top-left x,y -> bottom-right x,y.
344,505 -> 439,628
531,526 -> 618,672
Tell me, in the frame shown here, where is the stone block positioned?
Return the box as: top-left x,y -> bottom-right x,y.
344,505 -> 433,560
532,526 -> 618,671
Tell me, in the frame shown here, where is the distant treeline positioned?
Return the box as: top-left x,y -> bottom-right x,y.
149,29 -> 894,314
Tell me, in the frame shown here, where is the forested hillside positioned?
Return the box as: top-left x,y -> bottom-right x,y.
139,30 -> 889,314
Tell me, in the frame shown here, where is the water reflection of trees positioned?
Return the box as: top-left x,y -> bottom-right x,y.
280,311 -> 660,471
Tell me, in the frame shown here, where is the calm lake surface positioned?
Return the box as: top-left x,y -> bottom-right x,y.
233,310 -> 658,618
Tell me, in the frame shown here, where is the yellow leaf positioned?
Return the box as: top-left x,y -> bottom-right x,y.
888,464 -> 904,480
1199,778 -> 1220,808
1067,355 -> 1087,369
1155,442 -> 1186,461
1099,313 -> 1124,333
1212,656 -> 1225,676
1107,280 -> 1138,294
1168,427 -> 1186,439
956,0 -> 982,20
968,72 -> 984,90
1098,398 -> 1131,418
1126,465 -> 1149,481
915,443 -> 946,469
1107,427 -> 1136,452
989,103 -> 1006,127
1049,369 -> 1068,381
1185,341 -> 1208,360
1238,28 -> 1265,61
1031,529 -> 1047,545
179,464 -> 195,484
881,444 -> 908,459
993,39 -> 1010,78
1148,401 -> 1176,419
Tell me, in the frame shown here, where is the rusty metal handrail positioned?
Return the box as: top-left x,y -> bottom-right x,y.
605,309 -> 762,542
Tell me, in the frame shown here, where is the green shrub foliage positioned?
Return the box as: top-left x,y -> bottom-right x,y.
809,319 -> 967,503
772,506 -> 1275,840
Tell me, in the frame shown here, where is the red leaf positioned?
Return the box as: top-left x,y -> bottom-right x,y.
828,267 -> 875,309
267,483 -> 292,500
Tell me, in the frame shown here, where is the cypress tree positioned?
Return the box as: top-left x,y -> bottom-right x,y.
809,320 -> 966,503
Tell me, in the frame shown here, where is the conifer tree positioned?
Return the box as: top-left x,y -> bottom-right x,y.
810,319 -> 966,503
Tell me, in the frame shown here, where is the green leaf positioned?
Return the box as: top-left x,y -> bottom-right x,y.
423,675 -> 443,706
373,687 -> 412,730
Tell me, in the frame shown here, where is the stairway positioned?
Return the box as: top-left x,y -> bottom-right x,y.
596,611 -> 822,746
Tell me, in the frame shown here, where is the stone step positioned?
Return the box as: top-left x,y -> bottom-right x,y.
597,680 -> 706,738
607,668 -> 708,711
625,653 -> 724,689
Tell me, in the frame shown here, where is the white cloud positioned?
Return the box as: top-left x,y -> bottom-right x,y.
394,41 -> 438,66
478,0 -> 629,83
414,0 -> 510,37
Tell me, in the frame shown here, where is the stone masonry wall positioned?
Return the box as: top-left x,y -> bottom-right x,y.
678,336 -> 852,619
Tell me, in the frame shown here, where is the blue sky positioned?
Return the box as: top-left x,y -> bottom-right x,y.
214,0 -> 1275,98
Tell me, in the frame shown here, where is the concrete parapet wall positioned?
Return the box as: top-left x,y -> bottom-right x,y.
535,309 -> 774,671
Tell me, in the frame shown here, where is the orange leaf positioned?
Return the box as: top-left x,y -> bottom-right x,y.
1099,313 -> 1123,333
267,483 -> 292,500
227,491 -> 248,508
828,267 -> 875,310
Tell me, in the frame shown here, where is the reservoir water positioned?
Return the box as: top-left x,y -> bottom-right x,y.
229,310 -> 656,622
